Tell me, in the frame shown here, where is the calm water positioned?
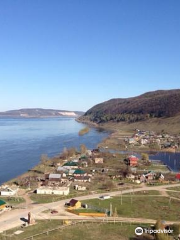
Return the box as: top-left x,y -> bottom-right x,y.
149,152 -> 180,172
0,117 -> 108,185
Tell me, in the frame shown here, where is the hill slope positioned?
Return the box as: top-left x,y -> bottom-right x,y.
0,108 -> 84,118
80,90 -> 180,123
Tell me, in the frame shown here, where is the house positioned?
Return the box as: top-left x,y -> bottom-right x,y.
124,155 -> 138,167
128,138 -> 137,144
86,150 -> 92,156
0,186 -> 19,196
81,161 -> 88,167
126,174 -> 135,180
159,173 -> 165,182
139,138 -> 149,145
36,186 -> 69,195
92,149 -> 100,153
74,185 -> 86,191
0,199 -> 6,210
68,169 -> 75,175
57,166 -> 69,173
44,173 -> 63,186
49,174 -> 61,181
129,155 -> 138,166
72,159 -> 79,163
63,161 -> 78,169
94,158 -> 104,164
74,176 -> 91,182
140,171 -> 155,182
69,199 -> 81,209
92,149 -> 100,156
73,169 -> 87,177
176,173 -> 180,181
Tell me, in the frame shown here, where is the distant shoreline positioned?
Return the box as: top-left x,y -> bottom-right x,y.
0,115 -> 80,119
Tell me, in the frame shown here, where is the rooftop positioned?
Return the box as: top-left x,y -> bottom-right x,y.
74,169 -> 86,175
49,173 -> 61,179
63,161 -> 78,167
0,199 -> 6,206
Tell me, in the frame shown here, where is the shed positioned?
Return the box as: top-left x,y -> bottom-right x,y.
69,199 -> 81,209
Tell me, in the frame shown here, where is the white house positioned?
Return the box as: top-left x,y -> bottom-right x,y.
0,186 -> 19,196
49,173 -> 61,180
74,185 -> 86,191
36,186 -> 69,195
57,166 -> 67,172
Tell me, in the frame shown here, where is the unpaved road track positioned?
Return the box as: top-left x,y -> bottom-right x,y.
1,183 -> 180,232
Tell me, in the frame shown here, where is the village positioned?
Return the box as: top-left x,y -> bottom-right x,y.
1,131 -> 180,239
1,144 -> 180,239
1,141 -> 180,211
125,129 -> 180,151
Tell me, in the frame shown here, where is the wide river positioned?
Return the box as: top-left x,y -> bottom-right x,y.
0,117 -> 108,185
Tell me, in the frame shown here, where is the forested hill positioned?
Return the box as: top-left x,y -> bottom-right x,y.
80,90 -> 180,123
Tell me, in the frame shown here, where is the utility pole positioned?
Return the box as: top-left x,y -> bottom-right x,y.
121,190 -> 122,205
110,203 -> 113,217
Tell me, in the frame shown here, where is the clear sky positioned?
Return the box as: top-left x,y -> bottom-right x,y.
0,0 -> 180,112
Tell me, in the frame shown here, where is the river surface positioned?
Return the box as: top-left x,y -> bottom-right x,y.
149,151 -> 180,172
0,117 -> 108,185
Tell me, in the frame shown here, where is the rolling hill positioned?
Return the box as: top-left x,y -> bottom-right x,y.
0,108 -> 84,118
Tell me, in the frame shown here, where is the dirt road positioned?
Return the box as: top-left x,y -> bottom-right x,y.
0,183 -> 180,232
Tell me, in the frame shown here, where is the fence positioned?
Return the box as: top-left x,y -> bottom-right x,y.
0,218 -> 154,240
22,218 -> 150,240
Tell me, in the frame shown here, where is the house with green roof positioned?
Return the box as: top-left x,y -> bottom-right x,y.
0,199 -> 6,210
73,169 -> 87,177
63,161 -> 78,170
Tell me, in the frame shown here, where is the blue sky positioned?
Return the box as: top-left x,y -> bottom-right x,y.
0,0 -> 180,111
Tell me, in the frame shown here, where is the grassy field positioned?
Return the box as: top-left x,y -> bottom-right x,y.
138,164 -> 169,172
30,193 -> 68,203
123,190 -> 161,195
167,186 -> 180,191
0,196 -> 25,205
167,191 -> 180,199
83,196 -> 180,221
0,220 -> 148,240
98,116 -> 180,135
